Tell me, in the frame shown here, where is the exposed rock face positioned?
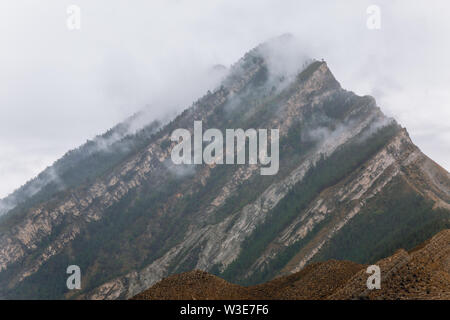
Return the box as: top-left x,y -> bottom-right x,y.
132,229 -> 450,300
0,37 -> 449,300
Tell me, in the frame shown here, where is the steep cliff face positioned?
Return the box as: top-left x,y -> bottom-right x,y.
0,37 -> 449,300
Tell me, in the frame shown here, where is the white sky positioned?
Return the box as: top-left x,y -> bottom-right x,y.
0,0 -> 449,198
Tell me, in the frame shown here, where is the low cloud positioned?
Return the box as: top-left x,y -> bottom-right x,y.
163,159 -> 196,179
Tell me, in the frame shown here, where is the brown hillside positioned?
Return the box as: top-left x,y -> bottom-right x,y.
132,230 -> 450,300
131,270 -> 249,300
330,229 -> 450,300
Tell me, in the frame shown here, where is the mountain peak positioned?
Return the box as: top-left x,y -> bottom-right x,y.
1,37 -> 449,300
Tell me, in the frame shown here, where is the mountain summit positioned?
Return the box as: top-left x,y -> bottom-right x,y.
0,38 -> 449,299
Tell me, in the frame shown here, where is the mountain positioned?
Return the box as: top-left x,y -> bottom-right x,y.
131,229 -> 450,300
0,112 -> 165,217
0,36 -> 449,300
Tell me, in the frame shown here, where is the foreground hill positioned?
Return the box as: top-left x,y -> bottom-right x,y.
132,229 -> 450,300
0,35 -> 449,299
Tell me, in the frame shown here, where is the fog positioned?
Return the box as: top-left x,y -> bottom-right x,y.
1,0 -> 449,198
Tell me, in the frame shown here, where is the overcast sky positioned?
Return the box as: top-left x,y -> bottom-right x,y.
0,0 -> 449,198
